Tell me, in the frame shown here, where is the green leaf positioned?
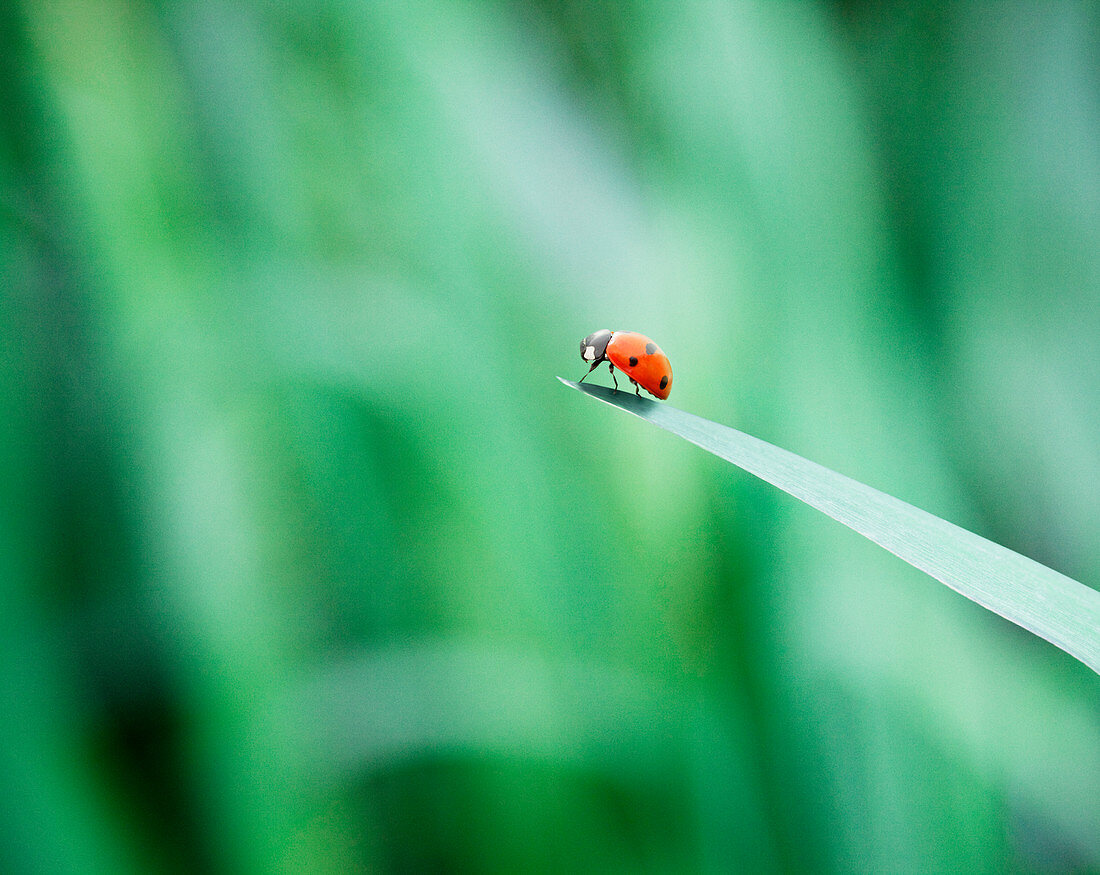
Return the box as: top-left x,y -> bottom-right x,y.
560,378 -> 1100,675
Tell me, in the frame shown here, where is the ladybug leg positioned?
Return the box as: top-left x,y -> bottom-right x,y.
577,361 -> 600,384
608,363 -> 619,392
630,378 -> 641,397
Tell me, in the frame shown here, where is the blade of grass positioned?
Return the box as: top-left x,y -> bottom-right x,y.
559,378 -> 1100,675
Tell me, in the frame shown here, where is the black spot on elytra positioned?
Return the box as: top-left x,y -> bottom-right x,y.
660,375 -> 668,390
629,356 -> 638,367
645,342 -> 657,355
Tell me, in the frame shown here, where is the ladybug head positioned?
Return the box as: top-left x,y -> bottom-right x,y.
580,329 -> 612,364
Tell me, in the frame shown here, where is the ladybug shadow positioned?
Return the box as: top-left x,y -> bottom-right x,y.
558,377 -> 662,412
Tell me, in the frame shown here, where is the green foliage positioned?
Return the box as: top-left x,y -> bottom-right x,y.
4,1 -> 1100,872
563,377 -> 1100,674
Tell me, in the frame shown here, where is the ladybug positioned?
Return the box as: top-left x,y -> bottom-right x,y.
578,329 -> 673,399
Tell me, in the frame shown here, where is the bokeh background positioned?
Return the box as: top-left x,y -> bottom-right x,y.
4,2 -> 1100,872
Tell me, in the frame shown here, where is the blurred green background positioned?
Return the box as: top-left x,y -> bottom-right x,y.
4,2 -> 1100,872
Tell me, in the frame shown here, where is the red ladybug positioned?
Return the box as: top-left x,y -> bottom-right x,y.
578,329 -> 673,400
